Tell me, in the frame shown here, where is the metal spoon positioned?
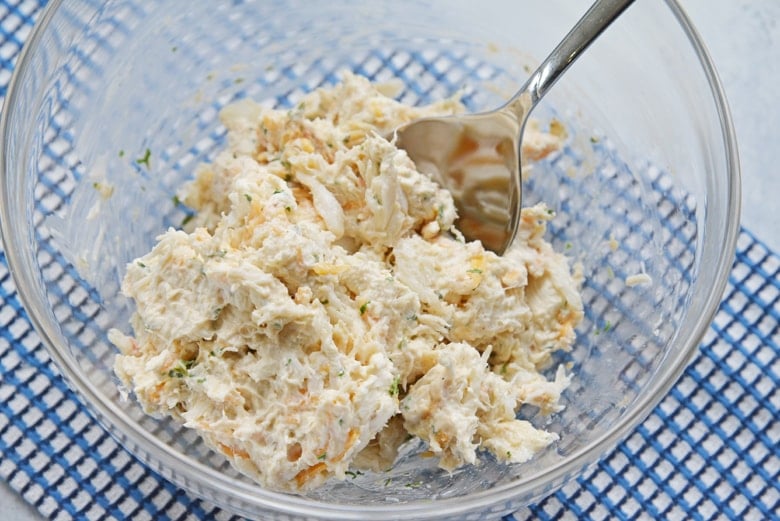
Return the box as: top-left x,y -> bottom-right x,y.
395,0 -> 634,253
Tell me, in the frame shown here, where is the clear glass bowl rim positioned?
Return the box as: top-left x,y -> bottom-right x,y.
0,0 -> 741,518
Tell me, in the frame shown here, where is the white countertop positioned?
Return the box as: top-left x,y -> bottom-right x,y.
685,0 -> 780,253
3,1 -> 778,519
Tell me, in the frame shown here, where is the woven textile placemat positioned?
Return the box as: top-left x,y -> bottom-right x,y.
1,2 -> 778,520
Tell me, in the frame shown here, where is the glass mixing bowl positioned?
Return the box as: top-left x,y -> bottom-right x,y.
0,0 -> 740,519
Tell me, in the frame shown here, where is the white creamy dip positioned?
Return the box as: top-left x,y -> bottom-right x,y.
109,73 -> 583,491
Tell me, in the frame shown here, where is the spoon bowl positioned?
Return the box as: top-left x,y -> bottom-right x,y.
395,0 -> 634,253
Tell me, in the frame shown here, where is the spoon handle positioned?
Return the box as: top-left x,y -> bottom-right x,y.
508,0 -> 635,115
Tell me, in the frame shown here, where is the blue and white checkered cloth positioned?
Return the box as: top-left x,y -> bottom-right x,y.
1,1 -> 778,520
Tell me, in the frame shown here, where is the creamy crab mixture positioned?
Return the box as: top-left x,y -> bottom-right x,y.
109,73 -> 583,492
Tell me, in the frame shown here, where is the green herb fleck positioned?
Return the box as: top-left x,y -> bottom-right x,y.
603,321 -> 612,332
565,241 -> 573,250
467,268 -> 483,274
590,136 -> 600,144
405,481 -> 423,489
389,375 -> 401,396
171,46 -> 178,53
285,206 -> 292,212
172,195 -> 181,207
317,452 -> 327,461
501,362 -> 508,375
168,360 -> 190,378
135,148 -> 152,169
273,188 -> 284,195
212,307 -> 223,321
547,208 -> 555,215
286,358 -> 292,366
359,302 -> 369,315
181,214 -> 194,227
337,369 -> 345,377
506,450 -> 512,458
234,77 -> 244,84
384,478 -> 392,487
406,313 -> 418,322
244,193 -> 252,202
118,150 -> 125,158
136,261 -> 146,268
281,159 -> 292,169
345,470 -> 358,478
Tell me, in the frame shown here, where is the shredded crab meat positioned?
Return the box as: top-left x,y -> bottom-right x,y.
110,73 -> 583,491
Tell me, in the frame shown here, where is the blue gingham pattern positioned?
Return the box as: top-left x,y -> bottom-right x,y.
1,2 -> 778,520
